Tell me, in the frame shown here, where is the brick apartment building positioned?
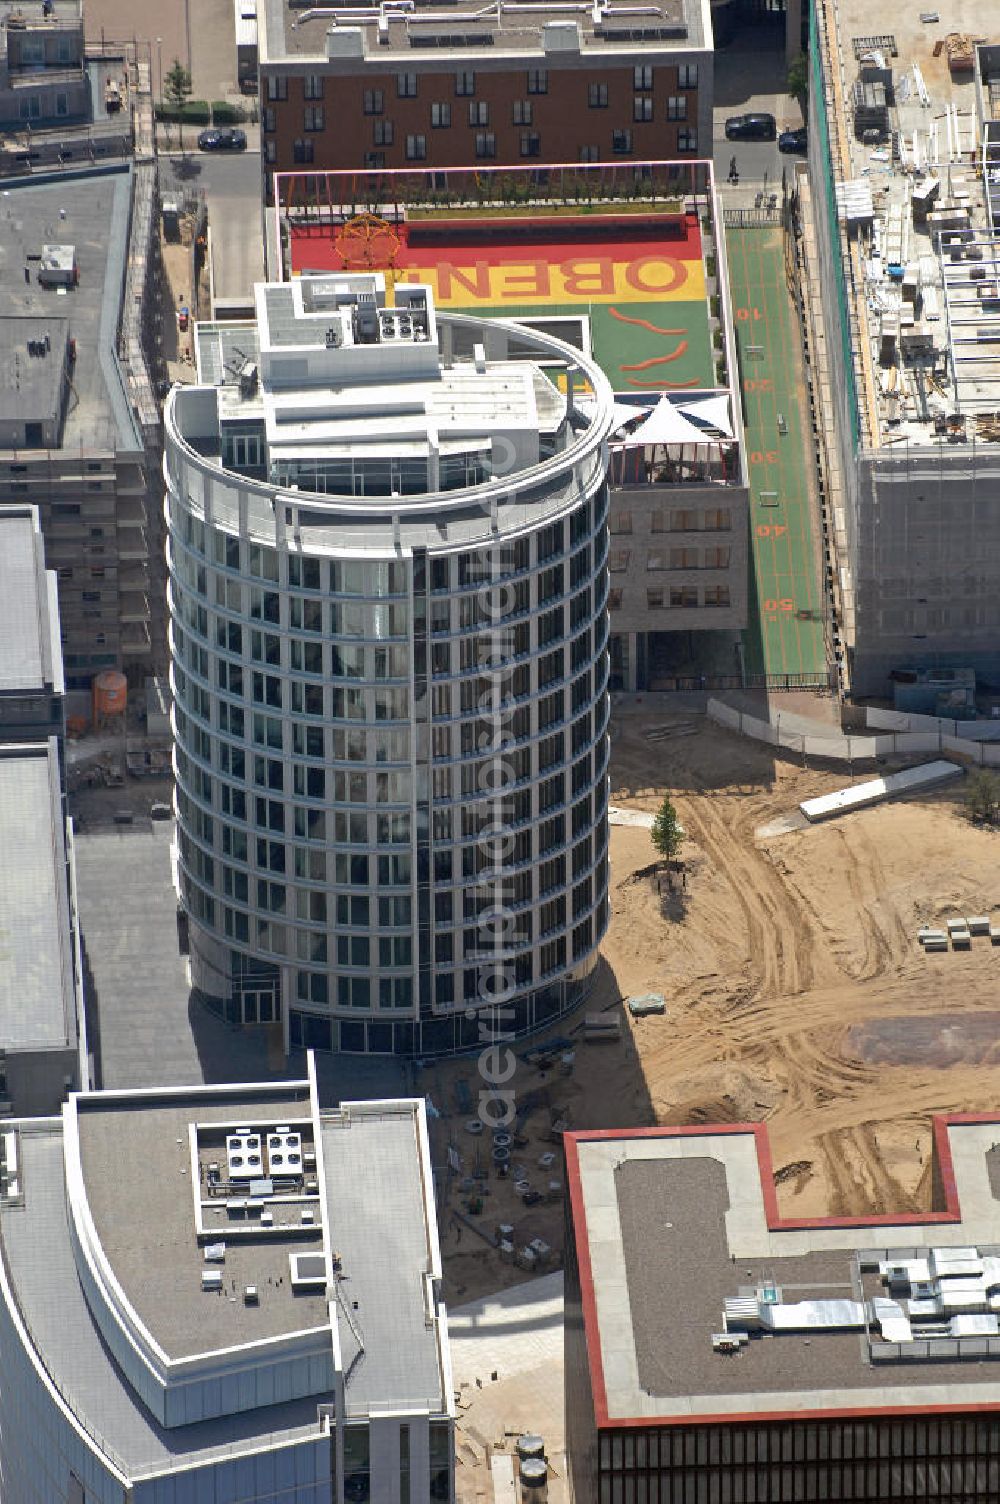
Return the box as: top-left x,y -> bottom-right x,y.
256,0 -> 714,181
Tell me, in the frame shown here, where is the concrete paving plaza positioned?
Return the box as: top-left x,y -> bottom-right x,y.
73,815 -> 407,1102
83,0 -> 240,105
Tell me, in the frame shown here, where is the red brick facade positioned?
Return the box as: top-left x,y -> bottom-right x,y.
261,60 -> 705,175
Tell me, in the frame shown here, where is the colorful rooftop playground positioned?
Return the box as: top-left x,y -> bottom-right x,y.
273,161 -> 720,398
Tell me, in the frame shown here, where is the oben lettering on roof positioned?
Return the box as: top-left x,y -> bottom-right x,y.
398,255 -> 703,305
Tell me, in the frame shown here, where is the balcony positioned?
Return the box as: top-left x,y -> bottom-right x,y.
119,590 -> 149,624
121,621 -> 151,655
117,526 -> 148,561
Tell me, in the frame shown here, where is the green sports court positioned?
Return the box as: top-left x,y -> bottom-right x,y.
726,226 -> 828,684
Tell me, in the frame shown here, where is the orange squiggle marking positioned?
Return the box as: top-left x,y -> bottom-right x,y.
608,306 -> 686,336
626,375 -> 702,389
620,343 -> 690,371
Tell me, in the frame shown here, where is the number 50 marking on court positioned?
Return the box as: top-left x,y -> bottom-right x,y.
763,598 -> 795,613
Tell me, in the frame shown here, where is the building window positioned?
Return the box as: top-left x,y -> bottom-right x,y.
588,81 -> 607,107
264,140 -> 276,164
704,508 -> 731,530
468,99 -> 488,125
405,134 -> 426,160
304,104 -> 324,131
646,588 -> 665,609
703,545 -> 731,569
55,92 -> 68,117
634,64 -> 653,89
610,511 -> 632,534
364,151 -> 385,169
703,585 -> 731,607
633,96 -> 653,122
363,88 -> 384,114
292,138 -> 314,164
455,69 -> 475,96
527,67 -> 548,94
667,95 -> 686,120
645,551 -> 666,571
609,588 -> 623,611
513,99 -> 532,124
609,550 -> 630,573
262,106 -> 275,131
677,126 -> 698,152
612,128 -> 632,154
671,509 -> 697,530
520,131 -> 540,158
374,119 -> 393,145
266,75 -> 287,101
397,72 -> 417,98
303,74 -> 324,100
678,63 -> 698,88
669,547 -> 699,569
670,585 -> 699,607
19,96 -> 40,121
475,131 -> 496,159
431,101 -> 451,127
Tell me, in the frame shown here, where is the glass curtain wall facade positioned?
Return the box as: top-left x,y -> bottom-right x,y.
165,305 -> 613,1056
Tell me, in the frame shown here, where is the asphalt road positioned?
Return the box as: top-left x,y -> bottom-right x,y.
161,148 -> 265,309
711,38 -> 802,189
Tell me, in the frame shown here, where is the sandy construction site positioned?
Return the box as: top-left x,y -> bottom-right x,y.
434,700 -> 1000,1307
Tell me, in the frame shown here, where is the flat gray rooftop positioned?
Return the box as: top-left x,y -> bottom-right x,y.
0,743 -> 75,1052
260,0 -> 702,60
3,1126 -> 331,1480
323,1108 -> 446,1417
0,171 -> 140,454
76,1088 -> 328,1359
0,315 -> 67,428
576,1128 -> 1000,1423
0,509 -> 49,691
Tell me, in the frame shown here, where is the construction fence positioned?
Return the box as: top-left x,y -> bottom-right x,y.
708,699 -> 1000,767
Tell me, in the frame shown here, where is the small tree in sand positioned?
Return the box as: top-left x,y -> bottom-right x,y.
651,795 -> 684,865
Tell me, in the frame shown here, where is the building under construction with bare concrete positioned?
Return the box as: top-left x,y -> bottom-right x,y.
804,0 -> 1000,698
0,163 -> 162,689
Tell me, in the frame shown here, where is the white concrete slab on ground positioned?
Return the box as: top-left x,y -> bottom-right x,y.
799,759 -> 963,821
608,805 -> 655,829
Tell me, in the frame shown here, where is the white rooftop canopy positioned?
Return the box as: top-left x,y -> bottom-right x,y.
618,394 -> 714,447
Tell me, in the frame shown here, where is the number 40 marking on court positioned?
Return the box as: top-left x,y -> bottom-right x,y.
756,524 -> 788,538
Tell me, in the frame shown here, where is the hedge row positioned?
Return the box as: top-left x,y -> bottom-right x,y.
210,100 -> 247,125
154,100 -> 211,125
155,101 -> 248,126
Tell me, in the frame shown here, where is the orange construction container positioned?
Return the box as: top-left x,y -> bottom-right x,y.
92,670 -> 128,718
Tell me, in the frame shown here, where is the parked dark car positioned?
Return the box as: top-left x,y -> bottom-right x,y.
724,112 -> 777,141
778,126 -> 807,153
197,128 -> 247,152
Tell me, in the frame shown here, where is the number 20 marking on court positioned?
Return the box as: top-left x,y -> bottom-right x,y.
756,524 -> 787,538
